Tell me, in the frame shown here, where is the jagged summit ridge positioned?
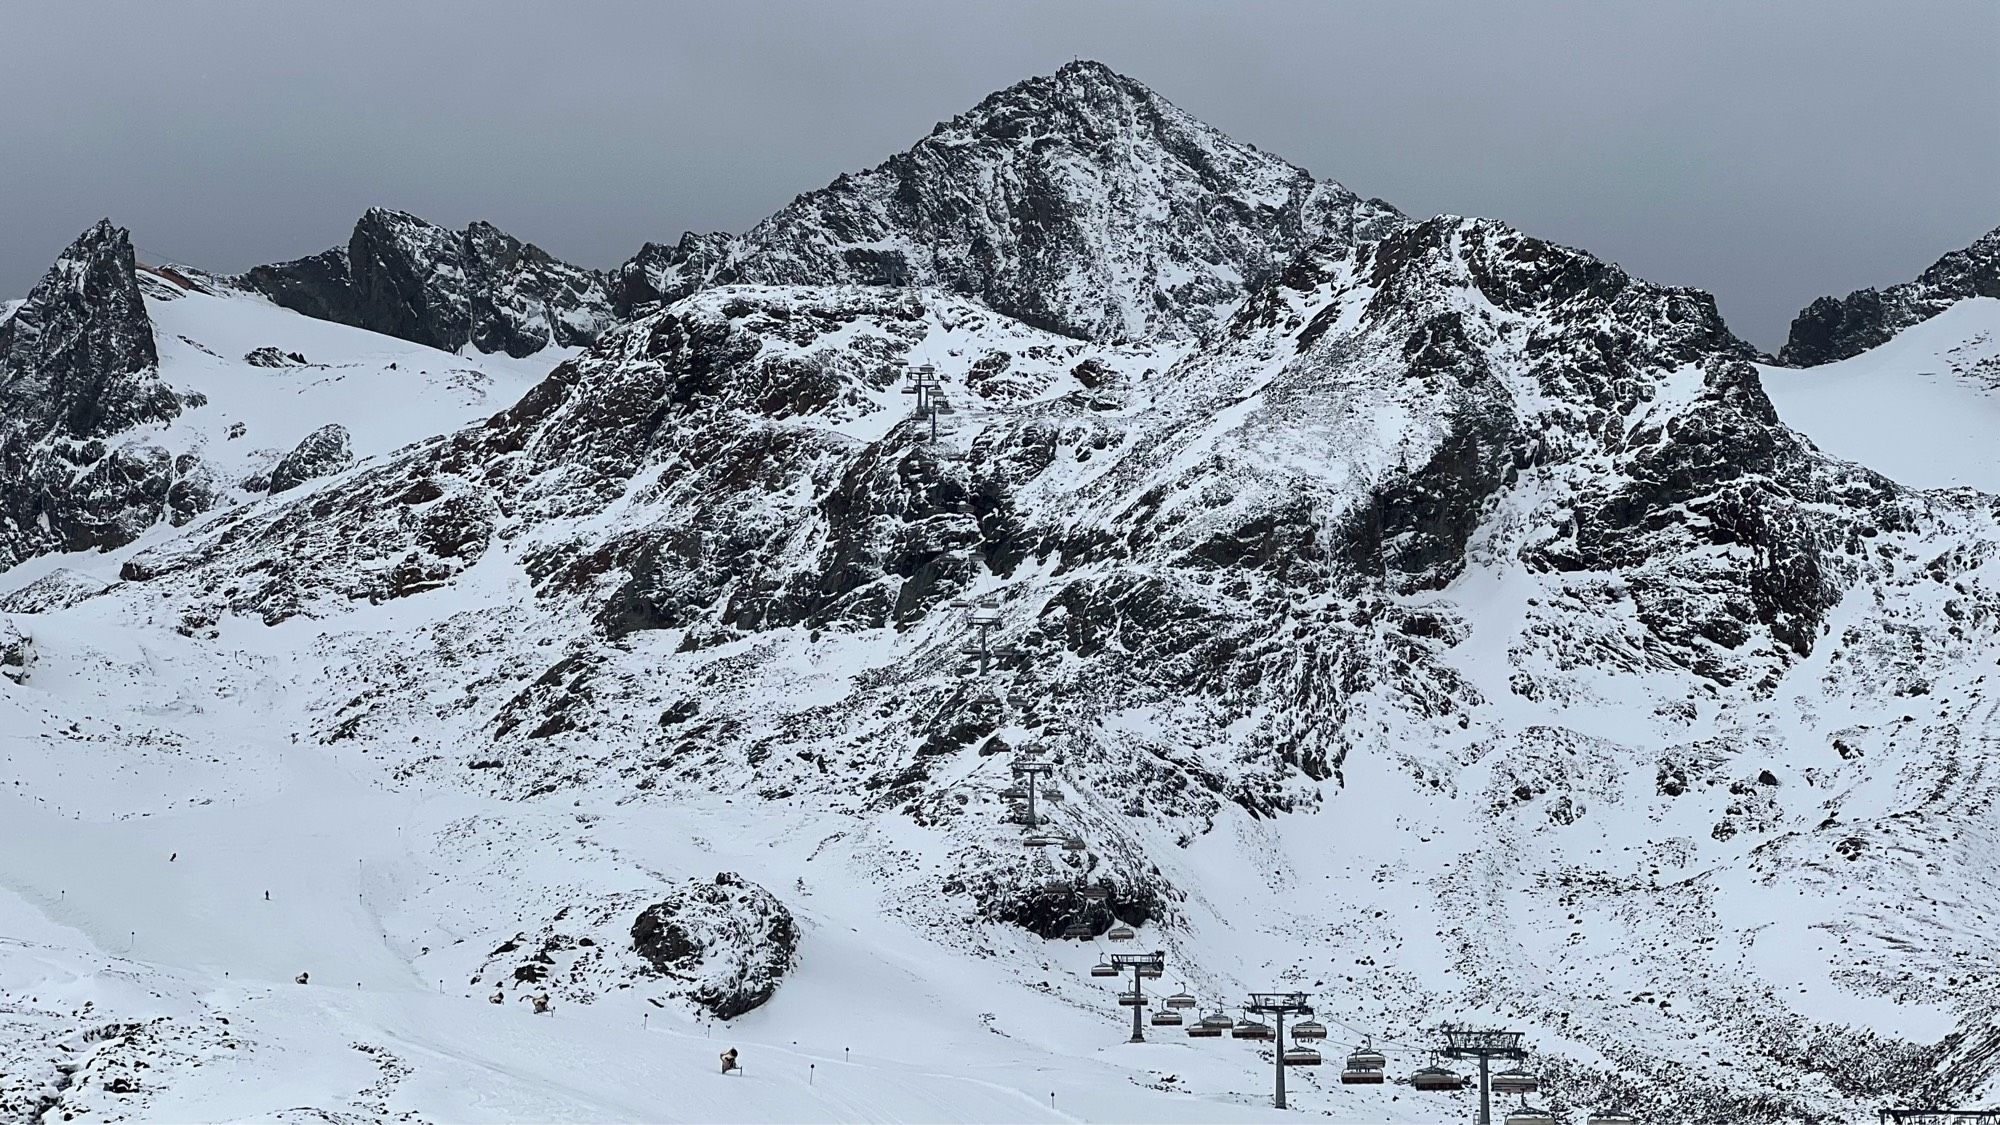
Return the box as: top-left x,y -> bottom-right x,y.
714,59 -> 1404,342
240,208 -> 615,357
0,220 -> 210,569
1780,223 -> 2000,365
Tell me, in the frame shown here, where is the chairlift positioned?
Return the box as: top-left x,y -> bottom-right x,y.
1116,992 -> 1145,1007
1503,1101 -> 1557,1125
1231,1017 -> 1274,1041
1151,1009 -> 1183,1027
999,785 -> 1028,800
1061,922 -> 1093,940
1078,884 -> 1109,902
1412,1064 -> 1468,1092
1586,1111 -> 1640,1125
1186,1022 -> 1223,1039
1138,964 -> 1163,979
1491,1069 -> 1538,1096
1062,836 -> 1087,852
1089,961 -> 1119,978
1022,833 -> 1063,848
1165,992 -> 1197,1010
1339,1064 -> 1386,1085
1346,1040 -> 1387,1071
1282,1047 -> 1323,1067
1290,1019 -> 1327,1041
1105,925 -> 1136,942
1199,1011 -> 1234,1029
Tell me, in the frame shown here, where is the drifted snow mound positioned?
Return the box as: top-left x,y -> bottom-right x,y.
266,422 -> 354,495
630,873 -> 798,1020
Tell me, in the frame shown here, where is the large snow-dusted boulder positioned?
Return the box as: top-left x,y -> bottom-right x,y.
240,210 -> 614,357
267,423 -> 354,495
716,60 -> 1404,342
629,873 -> 797,1019
1780,223 -> 2000,365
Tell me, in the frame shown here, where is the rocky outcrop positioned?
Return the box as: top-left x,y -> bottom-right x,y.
240,210 -> 614,357
612,232 -> 733,320
0,618 -> 29,683
0,221 -> 212,570
716,60 -> 1404,342
267,424 -> 354,495
629,873 -> 797,1019
0,220 -> 173,439
1779,224 -> 2000,365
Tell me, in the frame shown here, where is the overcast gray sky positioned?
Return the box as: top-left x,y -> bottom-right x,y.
2,0 -> 1994,348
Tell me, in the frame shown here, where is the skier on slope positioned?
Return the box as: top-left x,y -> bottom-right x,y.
720,1047 -> 739,1075
295,972 -> 309,985
530,991 -> 551,1015
489,988 -> 505,1005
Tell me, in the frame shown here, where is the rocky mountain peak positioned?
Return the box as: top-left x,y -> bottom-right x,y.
1779,222 -> 2000,366
0,219 -> 173,439
240,209 -> 614,357
0,220 -> 212,569
713,62 -> 1404,342
611,231 -> 734,321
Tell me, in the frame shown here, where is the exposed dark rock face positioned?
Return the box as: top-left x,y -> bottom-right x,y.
612,232 -> 734,320
1779,224 -> 2000,365
629,873 -> 797,1019
239,209 -> 614,357
0,220 -> 171,439
267,424 -> 355,495
0,221 -> 211,570
716,60 -> 1404,342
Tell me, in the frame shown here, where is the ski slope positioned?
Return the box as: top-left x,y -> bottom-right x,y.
1761,297 -> 2000,492
0,579 -> 1369,1122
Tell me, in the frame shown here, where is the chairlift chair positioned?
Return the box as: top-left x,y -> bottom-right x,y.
1061,922 -> 1093,940
1062,836 -> 1087,852
1282,1047 -> 1323,1067
1078,884 -> 1109,902
1150,1009 -> 1183,1027
1089,961 -> 1119,978
1105,925 -> 1136,942
1231,1017 -> 1274,1041
1290,1019 -> 1326,1041
1165,992 -> 1197,1010
1412,1065 -> 1468,1092
1491,1069 -> 1538,1096
1503,1101 -> 1557,1125
1186,1022 -> 1222,1039
1116,992 -> 1145,1007
1586,1111 -> 1640,1125
1339,1064 -> 1386,1085
1346,1040 -> 1387,1071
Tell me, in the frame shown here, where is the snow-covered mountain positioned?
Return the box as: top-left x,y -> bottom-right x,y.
714,61 -> 1405,342
1779,224 -> 2000,366
5,60 -> 2000,1125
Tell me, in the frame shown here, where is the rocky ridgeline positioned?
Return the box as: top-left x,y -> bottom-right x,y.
240,209 -> 617,358
0,221 -> 216,570
1780,223 -> 2000,365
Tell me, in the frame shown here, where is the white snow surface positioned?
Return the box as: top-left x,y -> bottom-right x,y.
1762,297 -> 2000,492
